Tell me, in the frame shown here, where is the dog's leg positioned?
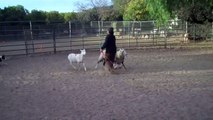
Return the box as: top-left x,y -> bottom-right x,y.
103,59 -> 106,66
95,58 -> 104,69
97,58 -> 104,63
95,64 -> 98,69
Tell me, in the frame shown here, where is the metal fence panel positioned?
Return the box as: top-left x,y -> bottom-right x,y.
0,20 -> 212,56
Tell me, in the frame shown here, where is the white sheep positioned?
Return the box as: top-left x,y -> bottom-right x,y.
142,34 -> 149,39
114,48 -> 127,69
183,33 -> 189,43
160,30 -> 167,37
144,34 -> 149,39
68,49 -> 87,71
95,48 -> 127,70
150,28 -> 158,35
150,28 -> 158,38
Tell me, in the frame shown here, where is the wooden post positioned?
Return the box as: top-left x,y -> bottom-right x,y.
164,33 -> 167,48
29,21 -> 33,40
82,34 -> 85,49
212,21 -> 213,41
24,30 -> 28,55
128,21 -> 130,48
69,21 -> 72,38
53,27 -> 56,54
98,21 -> 101,36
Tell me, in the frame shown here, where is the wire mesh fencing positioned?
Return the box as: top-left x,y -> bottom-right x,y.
0,20 -> 212,56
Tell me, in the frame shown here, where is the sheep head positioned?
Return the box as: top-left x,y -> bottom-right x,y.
80,49 -> 86,55
116,48 -> 127,59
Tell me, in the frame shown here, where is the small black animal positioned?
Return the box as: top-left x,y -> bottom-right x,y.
0,55 -> 5,62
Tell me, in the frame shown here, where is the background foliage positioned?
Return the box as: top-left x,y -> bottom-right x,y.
0,0 -> 212,25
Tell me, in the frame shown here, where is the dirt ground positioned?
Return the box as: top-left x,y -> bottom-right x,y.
0,48 -> 213,120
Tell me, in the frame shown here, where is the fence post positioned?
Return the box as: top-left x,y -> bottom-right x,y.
212,21 -> 213,41
193,23 -> 196,42
128,21 -> 130,48
152,21 -> 155,46
24,31 -> 28,55
164,26 -> 167,48
25,42 -> 28,55
32,40 -> 35,54
29,21 -> 33,40
53,27 -> 56,54
69,21 -> 72,38
152,32 -> 155,46
82,36 -> 85,49
164,35 -> 167,49
29,21 -> 36,54
98,21 -> 101,36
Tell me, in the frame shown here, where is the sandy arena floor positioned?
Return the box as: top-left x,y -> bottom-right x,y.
0,49 -> 213,120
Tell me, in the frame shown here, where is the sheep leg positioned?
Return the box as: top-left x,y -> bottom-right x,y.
78,63 -> 81,71
70,62 -> 77,70
122,62 -> 127,70
113,63 -> 118,69
83,63 -> 87,71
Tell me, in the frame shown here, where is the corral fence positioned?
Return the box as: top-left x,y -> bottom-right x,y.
0,20 -> 213,56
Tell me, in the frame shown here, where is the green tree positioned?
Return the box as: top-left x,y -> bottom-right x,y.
98,6 -> 122,21
76,6 -> 122,21
104,7 -> 123,21
63,12 -> 78,22
145,0 -> 170,26
177,0 -> 213,23
112,0 -> 131,15
28,10 -> 46,21
76,0 -> 112,20
2,5 -> 28,21
87,8 -> 99,21
46,11 -> 64,22
0,8 -> 3,21
113,0 -> 170,25
166,0 -> 212,14
123,0 -> 149,21
77,8 -> 99,22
